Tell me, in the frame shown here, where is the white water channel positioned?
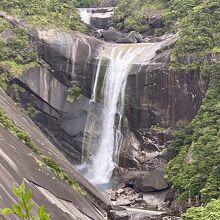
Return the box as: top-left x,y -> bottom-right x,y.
78,8 -> 93,25
80,43 -> 162,185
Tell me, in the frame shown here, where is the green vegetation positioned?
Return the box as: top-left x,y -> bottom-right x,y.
0,0 -> 85,31
112,0 -> 220,70
169,0 -> 220,70
75,0 -> 96,7
1,181 -> 50,220
0,17 -> 39,90
0,108 -> 86,196
163,1 -> 220,209
67,80 -> 82,103
165,64 -> 220,203
111,0 -> 166,33
181,199 -> 220,220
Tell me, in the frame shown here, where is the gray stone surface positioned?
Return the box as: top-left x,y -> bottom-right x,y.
134,170 -> 169,193
0,125 -> 104,220
103,29 -> 122,42
0,90 -> 110,215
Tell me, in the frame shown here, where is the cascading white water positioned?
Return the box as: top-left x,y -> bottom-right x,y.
78,8 -> 92,25
81,43 -> 163,185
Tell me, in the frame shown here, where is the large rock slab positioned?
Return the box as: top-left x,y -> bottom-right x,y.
37,30 -> 104,94
134,170 -> 169,193
0,90 -> 110,213
103,28 -> 122,42
126,46 -> 209,130
0,126 -> 104,220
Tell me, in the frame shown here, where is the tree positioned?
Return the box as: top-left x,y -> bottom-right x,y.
0,181 -> 50,220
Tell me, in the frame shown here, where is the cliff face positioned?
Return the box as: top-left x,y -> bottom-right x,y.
11,30 -> 105,163
126,50 -> 209,130
37,30 -> 104,96
11,30 -> 208,167
119,47 -> 209,170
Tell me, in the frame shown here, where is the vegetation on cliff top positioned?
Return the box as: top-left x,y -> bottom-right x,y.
170,0 -> 220,70
0,0 -> 85,31
0,17 -> 38,91
111,0 -> 166,33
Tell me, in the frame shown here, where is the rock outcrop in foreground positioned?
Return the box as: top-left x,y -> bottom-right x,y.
0,90 -> 109,219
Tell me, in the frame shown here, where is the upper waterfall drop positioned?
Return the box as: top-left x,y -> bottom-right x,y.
81,43 -> 163,185
78,8 -> 93,25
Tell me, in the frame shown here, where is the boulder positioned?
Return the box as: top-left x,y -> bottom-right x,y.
115,36 -> 134,44
108,206 -> 130,220
112,167 -> 126,178
123,171 -> 145,187
127,31 -> 143,43
108,210 -> 129,220
103,28 -> 122,42
134,169 -> 169,193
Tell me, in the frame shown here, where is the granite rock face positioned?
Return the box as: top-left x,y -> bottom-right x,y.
10,30 -> 105,163
0,90 -> 109,219
134,170 -> 169,193
37,30 -> 104,95
126,50 -> 208,131
7,27 -> 208,172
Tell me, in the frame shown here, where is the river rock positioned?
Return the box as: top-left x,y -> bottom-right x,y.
108,209 -> 129,220
115,36 -> 134,44
116,197 -> 132,206
103,28 -> 122,42
134,169 -> 169,193
111,191 -> 117,201
127,31 -> 143,43
117,188 -> 125,194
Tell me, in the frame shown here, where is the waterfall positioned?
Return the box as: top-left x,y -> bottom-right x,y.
78,8 -> 92,25
81,43 -> 162,185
